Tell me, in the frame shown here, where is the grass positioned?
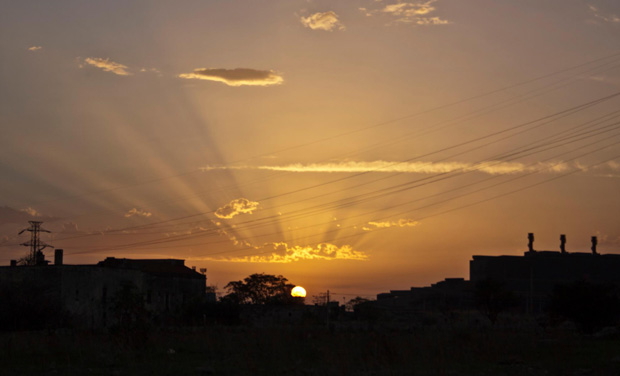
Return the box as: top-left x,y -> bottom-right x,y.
1,323 -> 620,375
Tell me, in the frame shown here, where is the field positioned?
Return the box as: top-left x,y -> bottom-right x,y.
2,321 -> 620,376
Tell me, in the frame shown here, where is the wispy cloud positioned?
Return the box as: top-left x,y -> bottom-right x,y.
217,242 -> 368,263
589,73 -> 620,85
413,17 -> 450,25
215,198 -> 260,219
60,222 -> 86,234
195,221 -> 369,263
607,161 -> 620,171
81,57 -> 132,76
28,46 -> 42,52
200,160 -> 571,175
588,4 -> 620,23
0,206 -> 55,225
140,67 -> 162,76
178,68 -> 283,86
363,219 -> 420,231
383,2 -> 434,15
20,207 -> 41,217
124,208 -> 152,218
592,160 -> 620,178
300,11 -> 346,31
361,0 -> 449,26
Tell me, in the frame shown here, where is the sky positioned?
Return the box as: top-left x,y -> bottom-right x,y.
2,0 -> 620,300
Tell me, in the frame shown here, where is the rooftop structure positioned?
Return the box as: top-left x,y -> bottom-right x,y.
0,251 -> 206,329
378,234 -> 619,314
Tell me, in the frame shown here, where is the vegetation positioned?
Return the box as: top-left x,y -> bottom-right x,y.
222,273 -> 304,305
345,296 -> 370,312
3,272 -> 620,375
16,250 -> 46,266
2,322 -> 620,376
474,278 -> 518,323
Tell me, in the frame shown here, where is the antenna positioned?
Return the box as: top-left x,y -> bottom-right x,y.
18,221 -> 53,265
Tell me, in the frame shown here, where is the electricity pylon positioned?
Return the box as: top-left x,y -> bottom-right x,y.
18,221 -> 53,265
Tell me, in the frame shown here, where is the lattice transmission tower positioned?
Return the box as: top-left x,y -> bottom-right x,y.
18,221 -> 53,265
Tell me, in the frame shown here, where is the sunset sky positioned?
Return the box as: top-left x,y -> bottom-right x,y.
2,0 -> 620,300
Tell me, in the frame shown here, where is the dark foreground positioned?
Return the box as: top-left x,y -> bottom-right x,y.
2,323 -> 620,376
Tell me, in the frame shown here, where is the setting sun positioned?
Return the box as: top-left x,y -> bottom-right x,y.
291,286 -> 307,297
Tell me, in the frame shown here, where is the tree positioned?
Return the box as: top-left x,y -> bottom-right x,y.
345,296 -> 370,312
222,273 -> 303,305
112,281 -> 150,328
16,250 -> 46,266
474,278 -> 517,323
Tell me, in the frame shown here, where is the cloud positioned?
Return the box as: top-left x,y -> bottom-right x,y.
363,219 -> 420,231
359,7 -> 373,17
178,68 -> 283,86
300,11 -> 346,31
199,222 -> 367,263
383,2 -> 434,15
20,207 -> 41,217
588,4 -> 620,23
140,67 -> 162,76
589,74 -> 620,86
200,160 -> 571,175
60,222 -> 81,234
124,208 -> 152,218
220,242 -> 368,263
82,57 -> 132,76
28,46 -> 42,51
362,0 -> 450,26
215,198 -> 260,219
607,161 -> 620,171
414,17 -> 450,25
0,206 -> 54,226
591,160 -> 620,178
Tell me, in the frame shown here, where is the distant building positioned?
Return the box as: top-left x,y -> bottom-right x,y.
0,250 -> 206,329
377,277 -> 473,312
470,234 -> 620,313
378,234 -> 620,314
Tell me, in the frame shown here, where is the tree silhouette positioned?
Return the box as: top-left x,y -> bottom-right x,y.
223,273 -> 302,305
345,296 -> 370,312
474,278 -> 517,323
112,281 -> 150,328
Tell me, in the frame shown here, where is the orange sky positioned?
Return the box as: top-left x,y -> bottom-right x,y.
1,0 -> 620,300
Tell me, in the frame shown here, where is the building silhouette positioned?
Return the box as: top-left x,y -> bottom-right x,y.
378,234 -> 619,314
0,250 -> 206,329
471,234 -> 620,313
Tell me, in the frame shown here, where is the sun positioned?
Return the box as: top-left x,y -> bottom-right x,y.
291,286 -> 307,297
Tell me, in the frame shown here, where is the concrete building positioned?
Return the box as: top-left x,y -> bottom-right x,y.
0,250 -> 206,329
377,278 -> 474,312
378,234 -> 620,314
470,234 -> 620,313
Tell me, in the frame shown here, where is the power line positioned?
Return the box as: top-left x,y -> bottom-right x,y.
24,52 -> 620,209
63,131 -> 620,255
37,88 -> 620,249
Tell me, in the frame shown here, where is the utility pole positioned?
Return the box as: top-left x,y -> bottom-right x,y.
18,221 -> 52,265
326,290 -> 331,328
